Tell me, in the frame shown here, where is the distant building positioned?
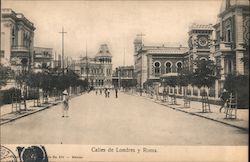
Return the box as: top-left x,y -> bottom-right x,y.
33,47 -> 53,73
112,66 -> 136,88
134,38 -> 189,88
69,44 -> 113,88
1,8 -> 35,71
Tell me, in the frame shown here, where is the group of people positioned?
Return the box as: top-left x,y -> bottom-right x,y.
60,87 -> 120,118
95,88 -> 119,98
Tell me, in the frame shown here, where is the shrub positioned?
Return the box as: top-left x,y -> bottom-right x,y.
1,88 -> 21,104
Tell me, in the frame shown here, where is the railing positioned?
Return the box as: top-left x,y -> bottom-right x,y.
215,42 -> 233,52
11,46 -> 29,52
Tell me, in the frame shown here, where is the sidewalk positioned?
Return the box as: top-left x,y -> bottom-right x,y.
130,92 -> 249,131
0,98 -> 62,125
0,93 -> 83,125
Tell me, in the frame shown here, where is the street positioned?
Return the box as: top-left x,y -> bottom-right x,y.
1,91 -> 248,145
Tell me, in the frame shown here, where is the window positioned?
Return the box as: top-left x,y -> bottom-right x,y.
228,60 -> 233,74
154,61 -> 161,76
226,29 -> 231,42
176,62 -> 182,73
165,62 -> 172,73
200,57 -> 207,61
11,28 -> 15,46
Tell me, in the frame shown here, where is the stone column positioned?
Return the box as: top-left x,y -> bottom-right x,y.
235,8 -> 245,74
190,85 -> 193,97
236,51 -> 244,75
215,80 -> 219,99
17,25 -> 23,47
2,23 -> 12,62
220,55 -> 226,80
198,88 -> 201,98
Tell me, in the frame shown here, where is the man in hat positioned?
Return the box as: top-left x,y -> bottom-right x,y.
219,89 -> 230,113
62,90 -> 69,117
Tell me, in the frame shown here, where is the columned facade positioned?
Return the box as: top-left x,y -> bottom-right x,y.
1,8 -> 35,72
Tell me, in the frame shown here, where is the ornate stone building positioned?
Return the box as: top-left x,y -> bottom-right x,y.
69,44 -> 113,88
134,37 -> 188,88
1,8 -> 35,71
213,0 -> 249,87
186,24 -> 214,71
133,0 -> 249,100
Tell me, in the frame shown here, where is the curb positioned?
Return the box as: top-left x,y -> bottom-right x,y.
129,93 -> 249,132
0,93 -> 84,125
0,101 -> 61,126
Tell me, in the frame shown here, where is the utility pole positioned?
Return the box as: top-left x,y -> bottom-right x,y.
59,27 -> 67,75
136,32 -> 145,44
136,33 -> 145,95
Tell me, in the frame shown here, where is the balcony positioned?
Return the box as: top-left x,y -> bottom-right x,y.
215,42 -> 233,52
11,46 -> 30,53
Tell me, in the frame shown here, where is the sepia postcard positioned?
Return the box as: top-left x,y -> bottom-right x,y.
0,0 -> 249,161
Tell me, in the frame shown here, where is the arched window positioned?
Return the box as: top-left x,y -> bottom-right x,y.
165,62 -> 172,73
200,57 -> 207,61
176,62 -> 182,73
154,61 -> 161,76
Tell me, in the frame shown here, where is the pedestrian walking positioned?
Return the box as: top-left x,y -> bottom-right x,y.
115,88 -> 118,98
96,89 -> 98,95
219,89 -> 230,113
107,89 -> 110,98
62,90 -> 69,117
100,89 -> 102,95
104,88 -> 107,97
163,88 -> 167,102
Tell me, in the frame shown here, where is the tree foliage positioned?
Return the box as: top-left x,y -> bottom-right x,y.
224,74 -> 249,108
191,59 -> 219,88
0,65 -> 13,88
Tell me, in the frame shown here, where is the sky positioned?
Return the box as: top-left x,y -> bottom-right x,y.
2,0 -> 222,68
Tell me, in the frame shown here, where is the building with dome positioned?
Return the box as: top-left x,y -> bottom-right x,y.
69,44 -> 113,88
1,8 -> 35,71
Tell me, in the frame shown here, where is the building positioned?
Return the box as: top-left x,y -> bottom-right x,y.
186,23 -> 214,71
1,8 -> 35,71
133,0 -> 249,101
33,47 -> 53,73
213,0 -> 249,88
134,37 -> 189,88
112,66 -> 136,88
69,44 -> 113,88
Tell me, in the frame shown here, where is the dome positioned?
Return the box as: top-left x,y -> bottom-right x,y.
96,44 -> 112,58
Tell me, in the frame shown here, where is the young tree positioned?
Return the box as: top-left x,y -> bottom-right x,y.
191,59 -> 220,112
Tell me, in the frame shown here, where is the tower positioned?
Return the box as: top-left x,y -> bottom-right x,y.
188,23 -> 214,71
95,44 -> 112,88
133,37 -> 143,66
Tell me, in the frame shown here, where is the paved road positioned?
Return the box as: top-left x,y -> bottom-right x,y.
1,91 -> 248,145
